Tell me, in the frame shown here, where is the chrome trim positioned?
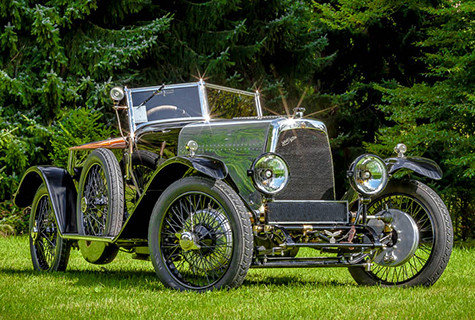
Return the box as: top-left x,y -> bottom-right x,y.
255,90 -> 263,117
125,86 -> 136,133
265,118 -> 328,152
128,82 -> 199,93
204,83 -> 257,97
198,79 -> 210,119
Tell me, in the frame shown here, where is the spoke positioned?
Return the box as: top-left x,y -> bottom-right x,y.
160,191 -> 233,288
366,192 -> 435,284
418,244 -> 433,255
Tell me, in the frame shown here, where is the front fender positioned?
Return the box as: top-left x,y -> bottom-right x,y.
385,157 -> 443,180
14,166 -> 77,234
171,155 -> 228,180
117,155 -> 230,239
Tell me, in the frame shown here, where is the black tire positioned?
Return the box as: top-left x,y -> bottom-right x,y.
148,176 -> 253,291
29,184 -> 70,271
77,148 -> 124,237
349,180 -> 453,287
121,150 -> 158,217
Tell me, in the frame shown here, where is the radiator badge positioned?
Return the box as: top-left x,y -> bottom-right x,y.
281,135 -> 297,147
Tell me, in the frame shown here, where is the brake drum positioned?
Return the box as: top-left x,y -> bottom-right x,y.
370,209 -> 420,267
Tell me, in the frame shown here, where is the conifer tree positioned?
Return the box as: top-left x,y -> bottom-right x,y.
365,1 -> 475,239
0,0 -> 330,201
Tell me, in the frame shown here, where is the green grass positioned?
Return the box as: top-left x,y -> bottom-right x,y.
0,236 -> 473,319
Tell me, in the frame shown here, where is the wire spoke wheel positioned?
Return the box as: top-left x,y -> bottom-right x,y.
77,148 -> 124,238
160,192 -> 233,288
32,194 -> 57,268
29,184 -> 70,271
149,177 -> 253,291
366,194 -> 432,284
82,164 -> 108,235
349,180 -> 453,287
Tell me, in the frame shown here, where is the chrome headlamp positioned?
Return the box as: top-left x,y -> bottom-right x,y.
250,153 -> 290,195
110,86 -> 125,101
349,154 -> 388,197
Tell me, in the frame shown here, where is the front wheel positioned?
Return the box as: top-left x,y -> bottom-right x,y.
349,180 -> 453,287
148,177 -> 253,291
29,184 -> 70,271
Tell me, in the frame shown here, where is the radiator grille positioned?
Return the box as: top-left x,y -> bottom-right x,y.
275,129 -> 335,200
267,201 -> 348,224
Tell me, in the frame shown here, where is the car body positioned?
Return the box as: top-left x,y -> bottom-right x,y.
14,80 -> 453,291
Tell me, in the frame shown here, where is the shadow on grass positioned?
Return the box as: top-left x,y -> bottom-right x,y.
243,274 -> 354,288
0,267 -> 163,290
0,266 -> 355,291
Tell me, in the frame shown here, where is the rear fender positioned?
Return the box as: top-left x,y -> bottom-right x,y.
14,166 -> 78,234
385,157 -> 443,180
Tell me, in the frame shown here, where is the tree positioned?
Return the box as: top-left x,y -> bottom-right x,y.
312,0 -> 439,194
365,1 -> 475,240
0,0 -> 331,202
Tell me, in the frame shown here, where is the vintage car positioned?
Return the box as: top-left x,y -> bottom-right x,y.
14,80 -> 453,291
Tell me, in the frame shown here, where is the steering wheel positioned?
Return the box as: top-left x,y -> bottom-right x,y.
147,105 -> 191,120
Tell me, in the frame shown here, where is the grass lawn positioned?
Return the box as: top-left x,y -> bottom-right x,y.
0,236 -> 473,319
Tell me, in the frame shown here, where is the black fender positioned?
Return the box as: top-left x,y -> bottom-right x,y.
14,166 -> 78,234
343,156 -> 443,207
385,156 -> 443,180
168,155 -> 229,180
118,155 -> 231,239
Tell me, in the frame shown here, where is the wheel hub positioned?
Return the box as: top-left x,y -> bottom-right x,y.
81,197 -> 88,213
31,221 -> 39,244
177,232 -> 201,251
372,209 -> 420,267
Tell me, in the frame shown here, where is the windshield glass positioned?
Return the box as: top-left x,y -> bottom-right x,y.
207,87 -> 257,119
130,86 -> 202,124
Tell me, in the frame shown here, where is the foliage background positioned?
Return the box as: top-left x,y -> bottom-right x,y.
0,0 -> 473,240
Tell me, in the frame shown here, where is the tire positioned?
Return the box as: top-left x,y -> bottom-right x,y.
121,150 -> 158,218
349,180 -> 453,287
29,184 -> 70,271
148,176 -> 253,291
77,148 -> 124,237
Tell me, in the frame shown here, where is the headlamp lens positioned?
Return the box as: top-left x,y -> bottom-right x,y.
252,153 -> 290,195
350,154 -> 388,196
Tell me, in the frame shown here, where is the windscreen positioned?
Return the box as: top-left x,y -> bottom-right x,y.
207,87 -> 257,119
131,86 -> 202,124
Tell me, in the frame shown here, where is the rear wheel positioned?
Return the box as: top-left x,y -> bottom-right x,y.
148,176 -> 253,291
349,180 -> 453,287
30,184 -> 70,271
